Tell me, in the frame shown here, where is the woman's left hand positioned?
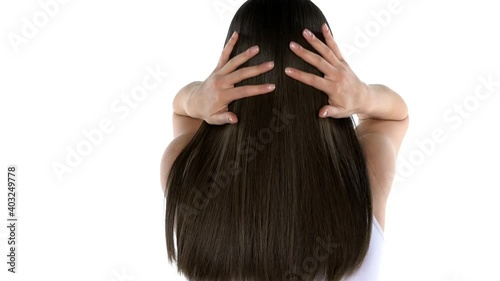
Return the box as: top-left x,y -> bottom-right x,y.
285,23 -> 370,119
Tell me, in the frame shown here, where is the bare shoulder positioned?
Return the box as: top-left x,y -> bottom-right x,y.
160,132 -> 196,195
356,117 -> 409,230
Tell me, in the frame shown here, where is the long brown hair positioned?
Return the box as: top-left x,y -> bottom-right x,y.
165,0 -> 372,280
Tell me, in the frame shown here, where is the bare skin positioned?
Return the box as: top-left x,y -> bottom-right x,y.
160,24 -> 409,231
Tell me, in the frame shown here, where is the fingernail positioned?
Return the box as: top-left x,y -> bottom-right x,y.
250,46 -> 259,54
324,23 -> 329,31
231,31 -> 236,39
322,110 -> 328,117
290,42 -> 299,50
228,116 -> 234,123
268,84 -> 276,90
303,29 -> 313,39
285,68 -> 293,75
266,61 -> 274,68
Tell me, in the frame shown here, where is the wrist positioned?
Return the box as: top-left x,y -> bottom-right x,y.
357,83 -> 374,118
183,83 -> 199,118
173,82 -> 201,117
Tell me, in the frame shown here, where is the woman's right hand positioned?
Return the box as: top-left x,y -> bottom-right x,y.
185,31 -> 276,125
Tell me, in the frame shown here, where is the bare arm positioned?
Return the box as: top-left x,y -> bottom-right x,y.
356,84 -> 409,156
172,81 -> 203,138
358,84 -> 408,121
355,84 -> 409,229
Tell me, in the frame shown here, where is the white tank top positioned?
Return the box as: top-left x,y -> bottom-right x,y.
341,215 -> 385,280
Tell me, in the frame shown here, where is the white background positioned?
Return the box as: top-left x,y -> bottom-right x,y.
0,0 -> 499,280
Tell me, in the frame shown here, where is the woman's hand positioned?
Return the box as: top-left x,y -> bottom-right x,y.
185,31 -> 276,125
285,23 -> 371,119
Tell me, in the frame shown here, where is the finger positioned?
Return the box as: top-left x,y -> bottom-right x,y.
284,67 -> 331,93
216,31 -> 239,70
318,105 -> 349,119
208,112 -> 238,125
219,45 -> 260,75
289,41 -> 338,76
224,61 -> 274,86
221,84 -> 275,103
302,28 -> 343,68
322,23 -> 346,63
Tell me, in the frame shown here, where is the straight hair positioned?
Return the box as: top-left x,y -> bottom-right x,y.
165,0 -> 373,280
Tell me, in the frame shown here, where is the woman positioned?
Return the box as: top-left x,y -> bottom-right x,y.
161,0 -> 409,280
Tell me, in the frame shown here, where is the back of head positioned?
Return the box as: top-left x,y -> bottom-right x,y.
165,0 -> 372,280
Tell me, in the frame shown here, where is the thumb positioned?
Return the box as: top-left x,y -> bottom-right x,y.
208,112 -> 238,125
319,105 -> 348,119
